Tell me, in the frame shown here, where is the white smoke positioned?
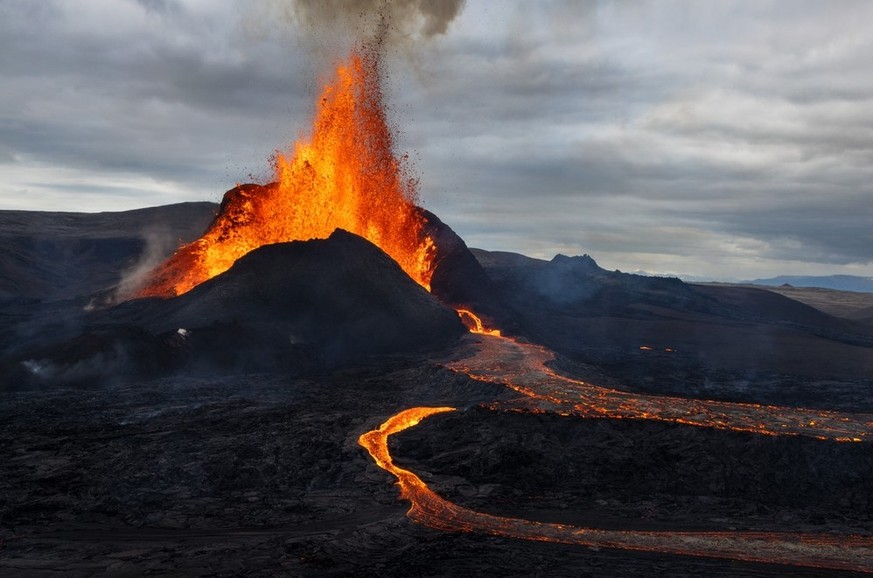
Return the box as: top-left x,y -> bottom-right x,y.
112,226 -> 180,304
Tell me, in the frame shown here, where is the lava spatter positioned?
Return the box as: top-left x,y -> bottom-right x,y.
137,46 -> 434,299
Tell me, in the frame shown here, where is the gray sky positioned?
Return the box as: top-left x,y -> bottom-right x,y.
2,0 -> 872,280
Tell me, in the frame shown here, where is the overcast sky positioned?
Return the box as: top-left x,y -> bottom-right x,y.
2,0 -> 872,280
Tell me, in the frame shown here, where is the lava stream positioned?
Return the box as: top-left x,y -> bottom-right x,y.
359,406 -> 873,573
456,309 -> 501,336
448,335 -> 873,442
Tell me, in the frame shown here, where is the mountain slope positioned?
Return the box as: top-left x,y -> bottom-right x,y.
470,248 -> 873,408
0,202 -> 217,301
3,230 -> 465,388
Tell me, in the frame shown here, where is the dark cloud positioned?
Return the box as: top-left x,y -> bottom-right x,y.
283,0 -> 465,40
0,0 -> 309,206
1,0 -> 872,280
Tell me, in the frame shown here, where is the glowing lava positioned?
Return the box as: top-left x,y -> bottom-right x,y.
137,46 -> 434,298
449,335 -> 873,442
456,308 -> 501,336
359,405 -> 873,573
360,333 -> 873,571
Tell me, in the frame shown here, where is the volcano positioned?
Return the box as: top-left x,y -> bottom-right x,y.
1,227 -> 464,389
3,190 -> 873,575
3,26 -> 873,578
135,48 -> 435,299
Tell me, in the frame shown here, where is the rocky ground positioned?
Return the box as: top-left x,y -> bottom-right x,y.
2,337 -> 870,576
2,202 -> 872,575
395,407 -> 873,535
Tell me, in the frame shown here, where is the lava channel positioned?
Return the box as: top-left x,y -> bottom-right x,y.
448,335 -> 873,442
361,332 -> 873,571
359,406 -> 873,573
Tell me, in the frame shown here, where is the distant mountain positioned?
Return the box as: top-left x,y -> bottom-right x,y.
747,275 -> 873,293
0,202 -> 217,301
469,247 -> 873,409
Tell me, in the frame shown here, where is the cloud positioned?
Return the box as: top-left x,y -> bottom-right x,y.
1,0 -> 872,279
396,0 -> 873,278
0,0 -> 308,207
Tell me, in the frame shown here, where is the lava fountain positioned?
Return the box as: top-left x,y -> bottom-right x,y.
136,45 -> 435,298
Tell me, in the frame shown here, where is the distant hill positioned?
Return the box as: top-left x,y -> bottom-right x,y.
695,283 -> 873,321
469,247 -> 873,409
0,202 -> 217,301
747,275 -> 873,293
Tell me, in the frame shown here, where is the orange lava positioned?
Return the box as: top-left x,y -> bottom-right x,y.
360,333 -> 873,570
360,406 -> 873,573
449,335 -> 873,442
137,47 -> 434,298
456,308 -> 501,336
358,406 -> 456,511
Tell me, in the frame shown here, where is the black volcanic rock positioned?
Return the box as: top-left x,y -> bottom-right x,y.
420,209 -> 514,331
127,229 -> 465,357
4,230 -> 465,388
470,247 -> 873,406
474,248 -> 704,317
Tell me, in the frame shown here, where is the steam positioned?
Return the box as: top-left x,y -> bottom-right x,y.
113,226 -> 179,304
254,0 -> 465,62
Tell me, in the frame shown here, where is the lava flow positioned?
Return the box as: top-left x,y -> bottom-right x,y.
449,335 -> 873,442
359,405 -> 873,573
136,46 -> 434,298
360,331 -> 873,571
456,308 -> 501,336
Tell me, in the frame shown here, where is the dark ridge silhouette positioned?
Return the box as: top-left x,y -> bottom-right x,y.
2,230 -> 464,389
470,247 -> 873,408
0,202 -> 217,301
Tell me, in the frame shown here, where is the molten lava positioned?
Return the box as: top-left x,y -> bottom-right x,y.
449,336 -> 873,442
360,333 -> 873,571
360,404 -> 873,573
137,47 -> 434,298
456,308 -> 501,336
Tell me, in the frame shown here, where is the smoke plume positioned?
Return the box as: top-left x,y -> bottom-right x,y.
257,0 -> 465,61
112,226 -> 179,304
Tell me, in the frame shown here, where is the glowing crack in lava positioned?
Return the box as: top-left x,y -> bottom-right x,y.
360,334 -> 873,572
137,47 -> 434,298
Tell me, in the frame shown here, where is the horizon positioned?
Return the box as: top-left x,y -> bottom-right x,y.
7,194 -> 873,286
2,1 -> 872,281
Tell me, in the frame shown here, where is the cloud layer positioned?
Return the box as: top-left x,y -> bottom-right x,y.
1,0 -> 872,280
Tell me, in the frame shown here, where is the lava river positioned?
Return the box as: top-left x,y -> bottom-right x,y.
359,333 -> 873,572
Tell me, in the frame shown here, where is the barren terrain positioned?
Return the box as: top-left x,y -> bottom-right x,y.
2,205 -> 872,575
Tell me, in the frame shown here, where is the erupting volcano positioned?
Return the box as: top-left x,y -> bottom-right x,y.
136,45 -> 435,298
5,3 -> 873,576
